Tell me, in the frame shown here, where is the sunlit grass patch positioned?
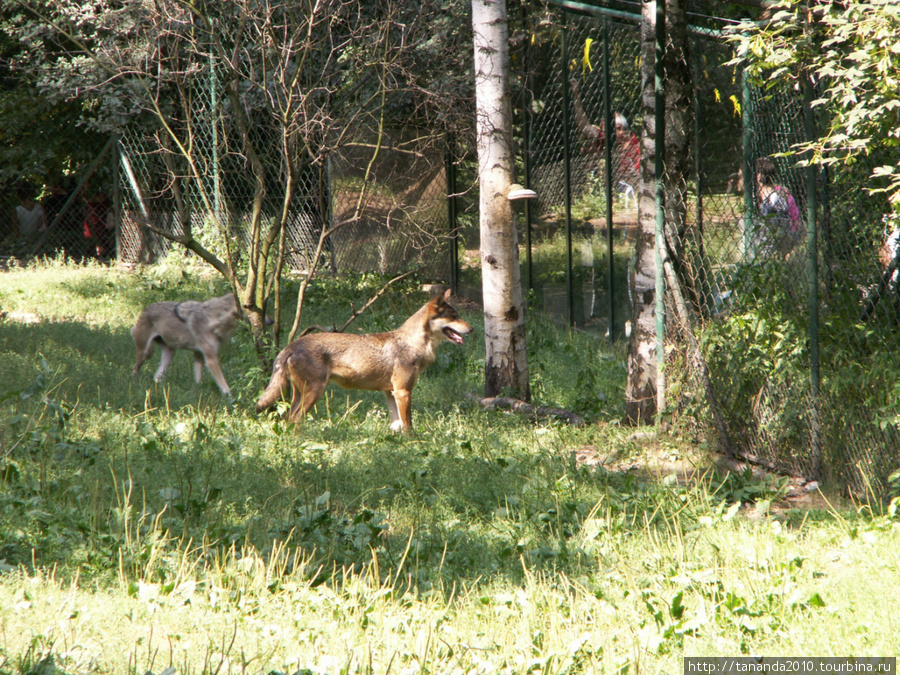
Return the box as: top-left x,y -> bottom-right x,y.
1,262 -> 898,673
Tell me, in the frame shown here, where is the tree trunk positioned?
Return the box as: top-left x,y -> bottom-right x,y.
626,0 -> 663,424
472,0 -> 530,400
626,0 -> 693,425
662,0 -> 695,307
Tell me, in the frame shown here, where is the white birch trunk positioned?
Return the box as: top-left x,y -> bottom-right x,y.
625,0 -> 662,423
473,0 -> 530,399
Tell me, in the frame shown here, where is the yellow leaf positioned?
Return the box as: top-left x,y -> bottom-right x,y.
583,38 -> 594,73
729,94 -> 741,117
714,88 -> 721,103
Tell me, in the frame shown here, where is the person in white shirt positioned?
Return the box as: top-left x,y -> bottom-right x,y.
878,224 -> 900,285
15,185 -> 48,243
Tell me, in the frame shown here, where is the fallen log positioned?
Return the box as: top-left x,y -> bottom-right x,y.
466,394 -> 585,427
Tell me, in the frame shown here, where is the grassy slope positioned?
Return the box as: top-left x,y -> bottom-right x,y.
0,260 -> 897,674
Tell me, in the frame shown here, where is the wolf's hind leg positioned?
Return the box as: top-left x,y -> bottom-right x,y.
154,346 -> 175,382
202,351 -> 232,396
289,377 -> 326,423
193,352 -> 205,383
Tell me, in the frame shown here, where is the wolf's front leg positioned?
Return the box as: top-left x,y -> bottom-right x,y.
384,391 -> 405,432
387,389 -> 412,432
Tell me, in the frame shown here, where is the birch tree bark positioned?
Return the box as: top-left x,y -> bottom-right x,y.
661,0 -> 695,306
626,0 -> 664,424
472,0 -> 530,400
626,0 -> 693,425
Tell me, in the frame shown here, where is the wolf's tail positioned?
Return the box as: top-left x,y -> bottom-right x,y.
256,355 -> 289,413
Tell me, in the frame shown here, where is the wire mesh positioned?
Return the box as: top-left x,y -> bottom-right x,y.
695,73 -> 900,492
118,110 -> 452,281
4,55 -> 456,280
525,2 -> 900,494
525,11 -> 642,336
2,143 -> 117,264
329,132 -> 453,277
688,77 -> 817,477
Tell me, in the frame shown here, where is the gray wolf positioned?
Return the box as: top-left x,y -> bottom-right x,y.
131,293 -> 243,396
256,289 -> 473,431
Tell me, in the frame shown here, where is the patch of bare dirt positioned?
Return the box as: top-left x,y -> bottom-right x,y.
571,433 -> 842,515
3,310 -> 41,324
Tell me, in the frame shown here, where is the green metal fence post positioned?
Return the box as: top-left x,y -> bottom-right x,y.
521,2 -> 534,293
113,135 -> 121,263
741,72 -> 754,261
690,43 -> 714,320
603,16 -> 615,341
210,47 -> 221,219
804,73 -> 822,480
561,14 -> 575,326
446,138 -> 459,294
692,49 -> 707,314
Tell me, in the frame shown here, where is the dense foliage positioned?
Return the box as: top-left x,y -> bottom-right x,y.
0,3 -> 108,186
730,0 -> 900,211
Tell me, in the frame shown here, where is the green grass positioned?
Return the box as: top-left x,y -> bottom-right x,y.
0,259 -> 898,674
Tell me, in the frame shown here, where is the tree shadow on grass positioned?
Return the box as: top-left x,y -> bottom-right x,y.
0,307 -> 662,595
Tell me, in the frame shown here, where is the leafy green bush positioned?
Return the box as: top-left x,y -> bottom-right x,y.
701,298 -> 808,454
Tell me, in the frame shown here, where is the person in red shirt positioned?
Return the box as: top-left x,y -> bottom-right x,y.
83,185 -> 114,260
571,78 -> 640,198
611,113 -> 640,189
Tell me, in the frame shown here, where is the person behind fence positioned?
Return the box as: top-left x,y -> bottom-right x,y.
612,113 -> 640,192
83,184 -> 114,260
860,218 -> 900,321
878,222 -> 900,285
14,184 -> 47,247
570,78 -> 640,199
751,157 -> 802,259
43,177 -> 85,257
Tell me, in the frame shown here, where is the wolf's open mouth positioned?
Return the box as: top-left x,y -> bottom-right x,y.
443,327 -> 465,345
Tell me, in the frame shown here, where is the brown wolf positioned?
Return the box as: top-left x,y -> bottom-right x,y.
256,289 -> 473,431
131,293 -> 243,396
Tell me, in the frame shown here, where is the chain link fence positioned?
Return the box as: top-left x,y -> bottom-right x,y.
724,78 -> 899,492
521,10 -> 642,336
3,86 -> 452,283
4,0 -> 898,495
682,69 -> 900,492
117,124 -> 452,279
0,137 -> 118,264
524,1 -> 900,495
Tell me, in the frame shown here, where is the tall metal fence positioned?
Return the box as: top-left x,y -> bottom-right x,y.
521,1 -> 900,494
117,127 -> 452,279
521,9 -> 643,336
720,77 -> 900,493
5,0 -> 898,495
4,128 -> 452,281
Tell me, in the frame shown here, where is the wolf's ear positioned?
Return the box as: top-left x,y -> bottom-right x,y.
442,288 -> 452,302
